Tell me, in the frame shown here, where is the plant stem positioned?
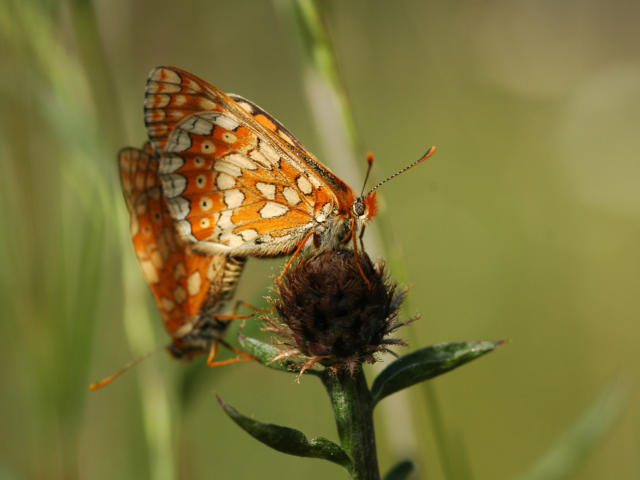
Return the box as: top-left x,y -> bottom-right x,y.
321,369 -> 380,480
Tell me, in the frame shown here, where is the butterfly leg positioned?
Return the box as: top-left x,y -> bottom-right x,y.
212,300 -> 273,326
206,339 -> 255,367
358,224 -> 367,254
276,229 -> 316,284
351,217 -> 372,289
231,299 -> 273,314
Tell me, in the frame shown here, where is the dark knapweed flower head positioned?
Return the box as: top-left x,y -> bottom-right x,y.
266,248 -> 415,378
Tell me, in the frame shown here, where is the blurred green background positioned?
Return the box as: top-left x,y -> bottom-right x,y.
1,0 -> 639,479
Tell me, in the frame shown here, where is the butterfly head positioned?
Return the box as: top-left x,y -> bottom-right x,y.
351,191 -> 378,226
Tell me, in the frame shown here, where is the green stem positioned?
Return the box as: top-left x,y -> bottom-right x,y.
321,370 -> 380,480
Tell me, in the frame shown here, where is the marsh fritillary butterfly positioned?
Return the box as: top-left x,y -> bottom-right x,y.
118,143 -> 247,362
143,66 -> 436,274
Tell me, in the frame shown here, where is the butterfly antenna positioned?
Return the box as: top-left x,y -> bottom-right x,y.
88,347 -> 161,391
360,152 -> 375,197
365,146 -> 437,197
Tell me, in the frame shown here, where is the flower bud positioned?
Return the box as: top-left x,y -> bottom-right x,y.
269,249 -> 413,377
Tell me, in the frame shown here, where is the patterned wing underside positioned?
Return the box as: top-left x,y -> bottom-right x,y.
145,67 -> 345,256
118,145 -> 240,340
145,66 -> 323,166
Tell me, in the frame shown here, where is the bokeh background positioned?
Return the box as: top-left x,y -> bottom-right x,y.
1,0 -> 639,479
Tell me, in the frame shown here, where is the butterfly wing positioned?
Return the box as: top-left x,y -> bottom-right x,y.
145,66 -> 357,256
118,145 -> 238,343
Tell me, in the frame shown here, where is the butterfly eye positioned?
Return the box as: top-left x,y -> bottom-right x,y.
352,199 -> 366,217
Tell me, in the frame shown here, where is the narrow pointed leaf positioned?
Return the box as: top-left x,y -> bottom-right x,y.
372,340 -> 503,406
217,395 -> 352,469
383,459 -> 414,480
238,333 -> 322,375
237,333 -> 289,372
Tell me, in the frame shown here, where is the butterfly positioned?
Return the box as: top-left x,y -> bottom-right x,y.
143,66 -> 436,274
118,143 -> 248,363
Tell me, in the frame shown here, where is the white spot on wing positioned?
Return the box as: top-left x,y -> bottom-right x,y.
218,211 -> 234,230
249,149 -> 272,170
225,153 -> 257,170
222,132 -> 237,144
278,130 -> 295,146
187,271 -> 202,296
166,196 -> 190,219
308,174 -> 323,189
220,233 -> 243,247
173,286 -> 186,304
140,260 -> 158,284
239,229 -> 258,241
144,109 -> 165,123
181,115 -> 214,135
201,140 -> 215,154
283,187 -> 301,205
259,202 -> 289,219
224,189 -> 245,208
236,101 -> 254,113
315,202 -> 332,223
129,216 -> 139,236
174,220 -> 197,242
162,174 -> 187,197
174,262 -> 186,279
174,95 -> 187,106
216,173 -> 235,190
256,182 -> 276,200
214,159 -> 242,177
159,154 -> 184,174
145,94 -> 170,108
167,130 -> 191,152
214,115 -> 240,130
199,98 -> 217,110
160,296 -> 175,311
147,82 -> 180,93
259,141 -> 279,164
151,68 -> 181,83
200,197 -> 213,211
296,175 -> 313,195
150,250 -> 163,269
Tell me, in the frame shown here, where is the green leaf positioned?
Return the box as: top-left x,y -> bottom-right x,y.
217,395 -> 352,469
238,333 -> 322,375
237,333 -> 288,371
515,380 -> 630,480
371,340 -> 503,406
383,460 -> 414,480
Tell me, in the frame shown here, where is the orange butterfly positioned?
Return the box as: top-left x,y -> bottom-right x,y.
144,66 -> 436,274
118,144 -> 247,362
90,143 -> 253,390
